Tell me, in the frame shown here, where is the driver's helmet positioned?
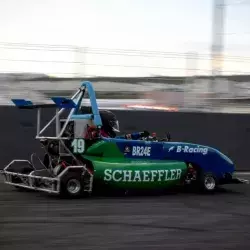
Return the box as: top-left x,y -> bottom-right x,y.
79,107 -> 119,138
99,110 -> 119,137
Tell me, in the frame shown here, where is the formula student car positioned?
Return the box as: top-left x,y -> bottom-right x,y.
0,81 -> 248,198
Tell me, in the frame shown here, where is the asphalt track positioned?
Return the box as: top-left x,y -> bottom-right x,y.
1,175 -> 250,250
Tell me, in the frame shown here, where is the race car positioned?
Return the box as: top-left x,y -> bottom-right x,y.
0,81 -> 248,198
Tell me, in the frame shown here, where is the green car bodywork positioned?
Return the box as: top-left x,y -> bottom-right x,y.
81,139 -> 188,190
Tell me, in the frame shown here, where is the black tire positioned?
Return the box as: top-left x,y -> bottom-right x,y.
59,172 -> 84,198
198,172 -> 217,193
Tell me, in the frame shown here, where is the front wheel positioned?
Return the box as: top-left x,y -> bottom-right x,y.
59,172 -> 86,198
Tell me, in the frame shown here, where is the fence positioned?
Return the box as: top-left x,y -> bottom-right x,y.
1,42 -> 250,112
1,42 -> 250,78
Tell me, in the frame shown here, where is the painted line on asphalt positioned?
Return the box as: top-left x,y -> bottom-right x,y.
236,172 -> 250,175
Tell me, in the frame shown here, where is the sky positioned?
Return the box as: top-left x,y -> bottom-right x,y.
0,0 -> 250,77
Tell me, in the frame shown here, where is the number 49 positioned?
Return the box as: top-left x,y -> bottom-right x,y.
71,138 -> 85,154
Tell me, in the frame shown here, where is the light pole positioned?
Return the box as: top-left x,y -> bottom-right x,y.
210,0 -> 226,96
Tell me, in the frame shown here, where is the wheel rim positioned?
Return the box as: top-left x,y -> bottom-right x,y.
204,176 -> 216,190
67,179 -> 81,194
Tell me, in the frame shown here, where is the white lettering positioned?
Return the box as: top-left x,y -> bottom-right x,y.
137,146 -> 140,155
103,169 -> 183,182
132,146 -> 151,156
151,170 -> 158,181
170,169 -> 176,180
104,169 -> 112,181
189,147 -> 194,153
203,148 -> 208,155
147,147 -> 151,156
143,170 -> 150,181
183,146 -> 189,153
176,169 -> 182,179
123,170 -> 132,182
158,170 -> 165,181
174,145 -> 208,155
177,146 -> 182,153
132,147 -> 137,156
165,170 -> 170,181
133,171 -> 141,182
113,170 -> 122,182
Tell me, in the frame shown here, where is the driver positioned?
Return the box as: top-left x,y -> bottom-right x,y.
99,110 -> 120,138
99,109 -> 150,140
81,107 -> 150,140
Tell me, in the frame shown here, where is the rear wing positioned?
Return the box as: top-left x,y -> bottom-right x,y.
12,96 -> 80,110
11,81 -> 103,140
11,99 -> 55,109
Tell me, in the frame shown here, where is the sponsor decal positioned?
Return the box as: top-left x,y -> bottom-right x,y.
168,146 -> 175,152
103,168 -> 182,182
168,145 -> 208,155
124,146 -> 131,154
132,146 -> 151,156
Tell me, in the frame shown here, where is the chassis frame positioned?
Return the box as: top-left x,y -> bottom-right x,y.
0,81 -> 100,195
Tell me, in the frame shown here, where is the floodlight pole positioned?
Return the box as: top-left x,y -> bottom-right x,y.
210,0 -> 226,96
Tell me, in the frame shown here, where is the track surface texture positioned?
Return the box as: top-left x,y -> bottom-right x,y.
0,175 -> 250,250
